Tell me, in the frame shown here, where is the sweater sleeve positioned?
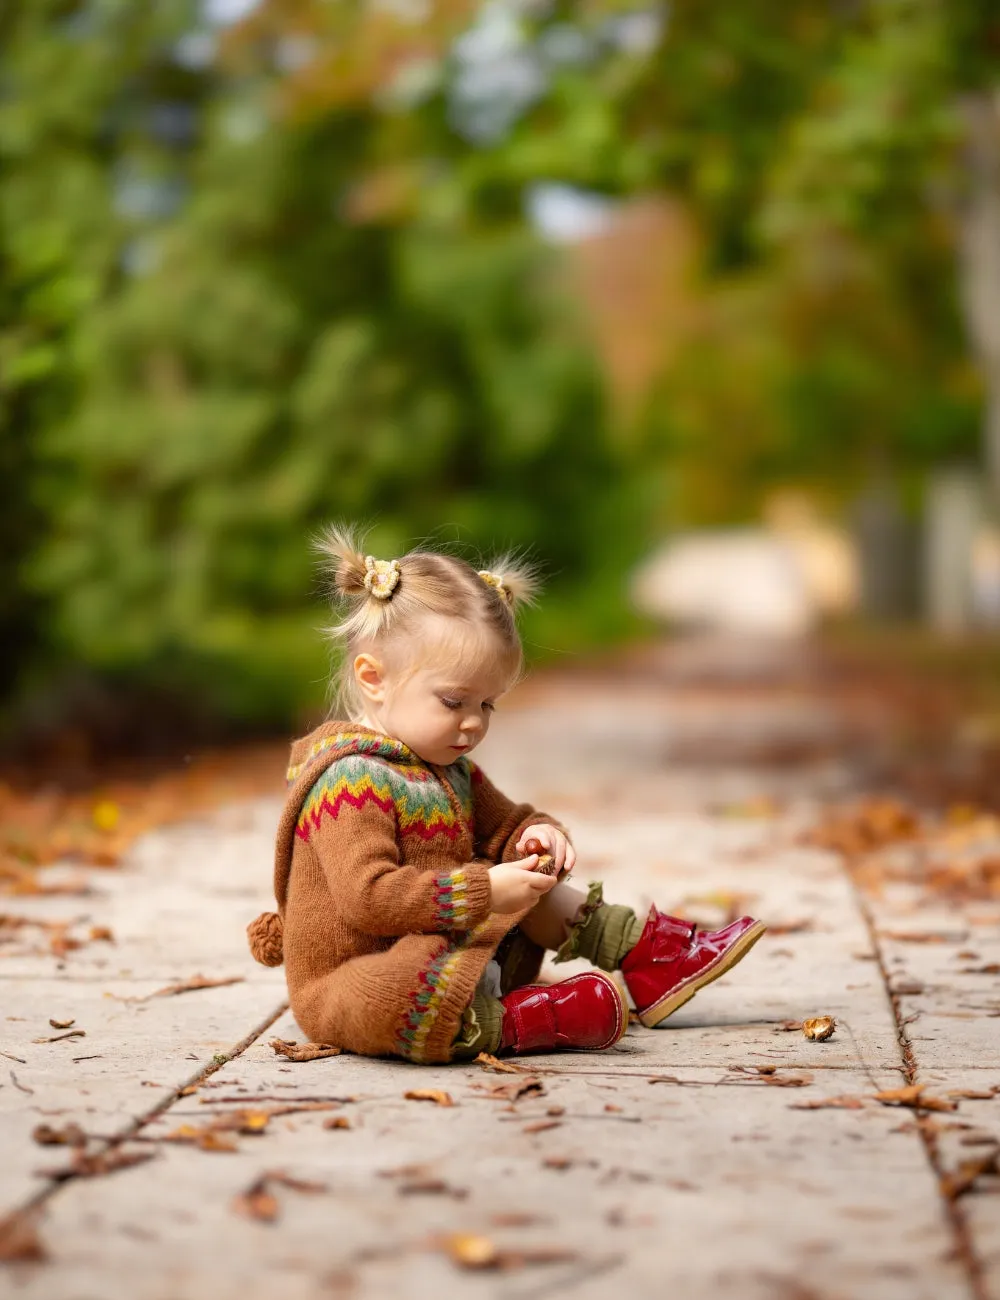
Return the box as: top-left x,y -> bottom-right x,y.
303,767 -> 493,937
469,762 -> 569,864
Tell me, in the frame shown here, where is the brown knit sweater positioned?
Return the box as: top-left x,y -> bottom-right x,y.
249,722 -> 560,1063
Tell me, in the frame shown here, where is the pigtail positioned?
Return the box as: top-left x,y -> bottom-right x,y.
315,523 -> 371,600
315,522 -> 400,645
480,552 -> 540,612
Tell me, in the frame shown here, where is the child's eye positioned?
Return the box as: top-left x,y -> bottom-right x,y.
440,697 -> 463,711
482,701 -> 496,714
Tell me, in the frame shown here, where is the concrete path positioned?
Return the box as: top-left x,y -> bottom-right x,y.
2,639 -> 998,1300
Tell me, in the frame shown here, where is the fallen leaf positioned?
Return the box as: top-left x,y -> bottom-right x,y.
397,1176 -> 467,1198
490,1212 -> 549,1227
648,1074 -> 682,1084
232,1176 -> 279,1223
438,1233 -> 576,1272
323,1116 -> 351,1130
31,1123 -> 87,1147
269,1038 -> 342,1062
39,1148 -> 155,1181
268,1171 -> 327,1194
880,931 -> 956,944
946,1089 -> 998,1101
940,1150 -> 999,1199
48,1019 -> 74,1030
802,1016 -> 836,1042
0,1209 -> 46,1263
604,1103 -> 623,1113
523,1119 -> 562,1134
960,964 -> 1000,975
31,1030 -> 85,1044
441,1233 -> 499,1269
473,1078 -> 544,1103
196,1131 -> 239,1153
88,926 -> 114,942
474,1052 -> 525,1075
872,1086 -> 957,1113
789,1097 -> 866,1110
404,1089 -> 454,1106
148,975 -> 244,999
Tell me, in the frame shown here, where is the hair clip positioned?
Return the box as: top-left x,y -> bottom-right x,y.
364,556 -> 401,600
478,570 -> 513,606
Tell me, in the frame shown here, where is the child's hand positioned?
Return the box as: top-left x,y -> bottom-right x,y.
516,825 -> 576,877
488,858 -> 558,914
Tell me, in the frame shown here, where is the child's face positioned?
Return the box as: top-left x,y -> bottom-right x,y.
357,631 -> 515,767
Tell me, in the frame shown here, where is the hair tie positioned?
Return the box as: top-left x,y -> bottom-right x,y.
478,570 -> 513,607
364,556 -> 401,600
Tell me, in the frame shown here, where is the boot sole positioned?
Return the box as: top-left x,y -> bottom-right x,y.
636,921 -> 768,1028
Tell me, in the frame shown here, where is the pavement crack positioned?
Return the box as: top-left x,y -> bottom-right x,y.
18,998 -> 289,1217
851,882 -> 989,1300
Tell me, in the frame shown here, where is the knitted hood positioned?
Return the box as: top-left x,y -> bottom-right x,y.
247,722 -> 428,966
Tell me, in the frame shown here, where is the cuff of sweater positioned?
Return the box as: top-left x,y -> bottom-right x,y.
432,863 -> 493,930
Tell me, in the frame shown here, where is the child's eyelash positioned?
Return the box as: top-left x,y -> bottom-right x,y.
440,698 -> 463,710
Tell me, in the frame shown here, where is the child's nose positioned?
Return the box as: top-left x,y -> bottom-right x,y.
460,713 -> 483,734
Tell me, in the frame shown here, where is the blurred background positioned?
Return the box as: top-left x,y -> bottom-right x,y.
3,0 -> 1000,769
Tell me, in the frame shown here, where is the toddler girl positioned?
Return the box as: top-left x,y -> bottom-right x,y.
247,528 -> 765,1063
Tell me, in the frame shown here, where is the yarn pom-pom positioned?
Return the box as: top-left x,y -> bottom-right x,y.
247,911 -> 284,966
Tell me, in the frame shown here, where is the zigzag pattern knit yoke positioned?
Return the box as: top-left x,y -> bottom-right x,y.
265,722 -> 564,1064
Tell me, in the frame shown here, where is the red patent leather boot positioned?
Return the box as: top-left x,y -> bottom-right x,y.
621,907 -> 766,1027
499,971 -> 627,1054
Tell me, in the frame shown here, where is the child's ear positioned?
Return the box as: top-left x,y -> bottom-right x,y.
353,653 -> 386,705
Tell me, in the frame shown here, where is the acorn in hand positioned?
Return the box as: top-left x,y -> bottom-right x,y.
523,837 -> 559,877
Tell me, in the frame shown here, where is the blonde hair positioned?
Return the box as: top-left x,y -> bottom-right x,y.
316,524 -> 539,719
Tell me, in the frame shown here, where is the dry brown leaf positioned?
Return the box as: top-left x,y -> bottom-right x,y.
802,1017 -> 836,1041
947,1089 -> 998,1101
48,1018 -> 74,1030
490,1212 -> 549,1227
789,1097 -> 866,1110
196,1131 -> 239,1153
31,1123 -> 87,1147
323,1116 -> 351,1130
232,1176 -> 279,1223
268,1171 -> 327,1194
438,1233 -> 576,1272
872,1086 -> 957,1113
39,1148 -> 155,1181
441,1233 -> 500,1269
269,1038 -> 342,1062
403,1089 -> 454,1107
880,930 -> 956,944
31,1030 -> 85,1044
0,1209 -> 46,1263
88,926 -> 114,942
473,1078 -> 545,1103
398,1176 -> 467,1198
474,1052 -> 525,1075
523,1119 -> 562,1134
149,974 -> 244,999
940,1150 -> 999,1199
961,963 -> 1000,975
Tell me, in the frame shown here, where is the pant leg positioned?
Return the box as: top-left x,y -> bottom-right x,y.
520,879 -> 644,970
